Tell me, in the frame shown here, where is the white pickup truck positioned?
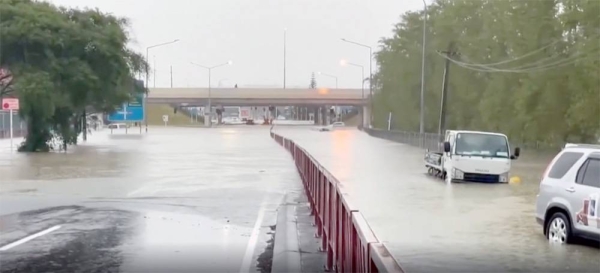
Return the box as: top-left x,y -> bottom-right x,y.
424,130 -> 520,183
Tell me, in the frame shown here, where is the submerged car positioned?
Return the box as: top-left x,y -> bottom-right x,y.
317,122 -> 345,132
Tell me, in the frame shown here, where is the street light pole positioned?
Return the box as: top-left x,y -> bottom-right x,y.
282,28 -> 287,120
208,68 -> 211,115
340,60 -> 365,98
144,39 -> 179,133
341,38 -> 373,124
283,28 -> 287,89
317,72 -> 338,88
191,61 -> 232,127
419,0 -> 428,135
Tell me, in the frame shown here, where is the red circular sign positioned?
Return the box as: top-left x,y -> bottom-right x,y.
2,103 -> 8,109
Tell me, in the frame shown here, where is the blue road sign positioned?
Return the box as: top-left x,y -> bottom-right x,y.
107,93 -> 145,122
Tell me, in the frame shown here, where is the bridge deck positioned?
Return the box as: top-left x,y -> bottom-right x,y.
148,88 -> 365,99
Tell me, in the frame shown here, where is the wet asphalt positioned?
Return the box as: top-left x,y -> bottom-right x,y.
274,127 -> 600,273
0,126 -> 300,273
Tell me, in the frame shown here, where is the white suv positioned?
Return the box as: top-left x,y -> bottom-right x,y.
535,143 -> 600,244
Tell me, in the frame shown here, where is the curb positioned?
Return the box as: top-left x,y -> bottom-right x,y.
271,191 -> 302,273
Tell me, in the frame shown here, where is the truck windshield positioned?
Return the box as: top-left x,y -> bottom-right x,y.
455,133 -> 509,158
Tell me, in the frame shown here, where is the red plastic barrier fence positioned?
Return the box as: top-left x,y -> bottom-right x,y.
271,132 -> 404,273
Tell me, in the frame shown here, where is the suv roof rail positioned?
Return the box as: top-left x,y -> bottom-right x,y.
564,143 -> 600,149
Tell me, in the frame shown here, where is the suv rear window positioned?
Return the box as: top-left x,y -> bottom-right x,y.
548,152 -> 584,179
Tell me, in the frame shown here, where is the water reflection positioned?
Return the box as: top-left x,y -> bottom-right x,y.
274,127 -> 599,272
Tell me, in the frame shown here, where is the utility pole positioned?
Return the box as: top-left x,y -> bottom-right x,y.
82,109 -> 87,141
419,0 -> 428,136
282,28 -> 287,119
437,42 -> 459,138
170,65 -> 173,88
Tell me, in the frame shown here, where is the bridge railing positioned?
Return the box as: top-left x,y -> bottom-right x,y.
271,132 -> 404,273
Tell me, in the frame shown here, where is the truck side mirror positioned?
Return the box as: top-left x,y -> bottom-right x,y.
443,142 -> 451,153
513,147 -> 521,158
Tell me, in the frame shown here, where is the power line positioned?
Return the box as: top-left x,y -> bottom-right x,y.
442,33 -> 600,73
437,48 -> 597,73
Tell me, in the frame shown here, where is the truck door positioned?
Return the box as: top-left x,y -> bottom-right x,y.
442,132 -> 455,171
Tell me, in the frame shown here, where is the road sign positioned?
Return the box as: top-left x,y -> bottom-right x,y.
1,98 -> 18,152
1,98 -> 19,110
108,93 -> 144,122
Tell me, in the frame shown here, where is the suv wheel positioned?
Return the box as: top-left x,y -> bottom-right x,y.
546,212 -> 572,244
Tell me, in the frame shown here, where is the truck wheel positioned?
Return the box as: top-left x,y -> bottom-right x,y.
546,212 -> 572,244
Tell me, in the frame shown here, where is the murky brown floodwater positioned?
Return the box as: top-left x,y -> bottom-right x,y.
274,127 -> 599,273
0,126 -> 301,272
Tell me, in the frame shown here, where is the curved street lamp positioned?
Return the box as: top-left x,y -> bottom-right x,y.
144,39 -> 180,132
190,61 -> 233,127
340,59 -> 365,98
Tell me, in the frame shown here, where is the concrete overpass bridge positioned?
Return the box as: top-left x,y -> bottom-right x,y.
146,88 -> 368,106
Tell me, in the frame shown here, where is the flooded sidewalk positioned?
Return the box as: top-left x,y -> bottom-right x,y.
273,127 -> 599,272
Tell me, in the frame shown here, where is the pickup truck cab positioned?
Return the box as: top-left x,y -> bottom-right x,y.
424,130 -> 520,183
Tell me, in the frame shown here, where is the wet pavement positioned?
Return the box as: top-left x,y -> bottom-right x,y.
273,127 -> 600,273
0,127 -> 301,272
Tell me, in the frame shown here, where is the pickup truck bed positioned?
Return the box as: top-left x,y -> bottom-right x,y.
424,151 -> 445,178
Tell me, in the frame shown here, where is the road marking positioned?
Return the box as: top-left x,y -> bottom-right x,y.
239,196 -> 269,273
0,225 -> 61,251
127,186 -> 151,197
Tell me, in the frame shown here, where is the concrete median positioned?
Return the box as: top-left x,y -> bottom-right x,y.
271,192 -> 302,273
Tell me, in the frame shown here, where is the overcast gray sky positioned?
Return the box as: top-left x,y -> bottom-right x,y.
48,0 -> 423,89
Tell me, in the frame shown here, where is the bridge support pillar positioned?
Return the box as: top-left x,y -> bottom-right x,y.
204,105 -> 211,127
362,105 -> 371,128
324,105 -> 331,126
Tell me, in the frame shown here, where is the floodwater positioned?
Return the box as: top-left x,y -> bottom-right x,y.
274,127 -> 600,273
0,126 -> 301,272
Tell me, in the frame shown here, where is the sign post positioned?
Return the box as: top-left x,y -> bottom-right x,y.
2,98 -> 19,151
107,93 -> 144,134
162,115 -> 169,126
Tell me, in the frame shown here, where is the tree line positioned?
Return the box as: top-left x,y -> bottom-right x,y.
372,0 -> 599,146
0,0 -> 146,152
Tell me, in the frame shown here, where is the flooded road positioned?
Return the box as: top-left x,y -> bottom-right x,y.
274,127 -> 599,273
0,126 -> 302,272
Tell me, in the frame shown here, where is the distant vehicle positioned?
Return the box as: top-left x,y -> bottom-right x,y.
535,143 -> 600,244
317,121 -> 345,132
223,117 -> 244,125
107,123 -> 129,129
277,115 -> 286,120
424,130 -> 520,183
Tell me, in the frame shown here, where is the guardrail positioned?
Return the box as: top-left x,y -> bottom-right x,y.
362,128 -> 441,151
363,127 -> 567,152
271,132 -> 404,273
